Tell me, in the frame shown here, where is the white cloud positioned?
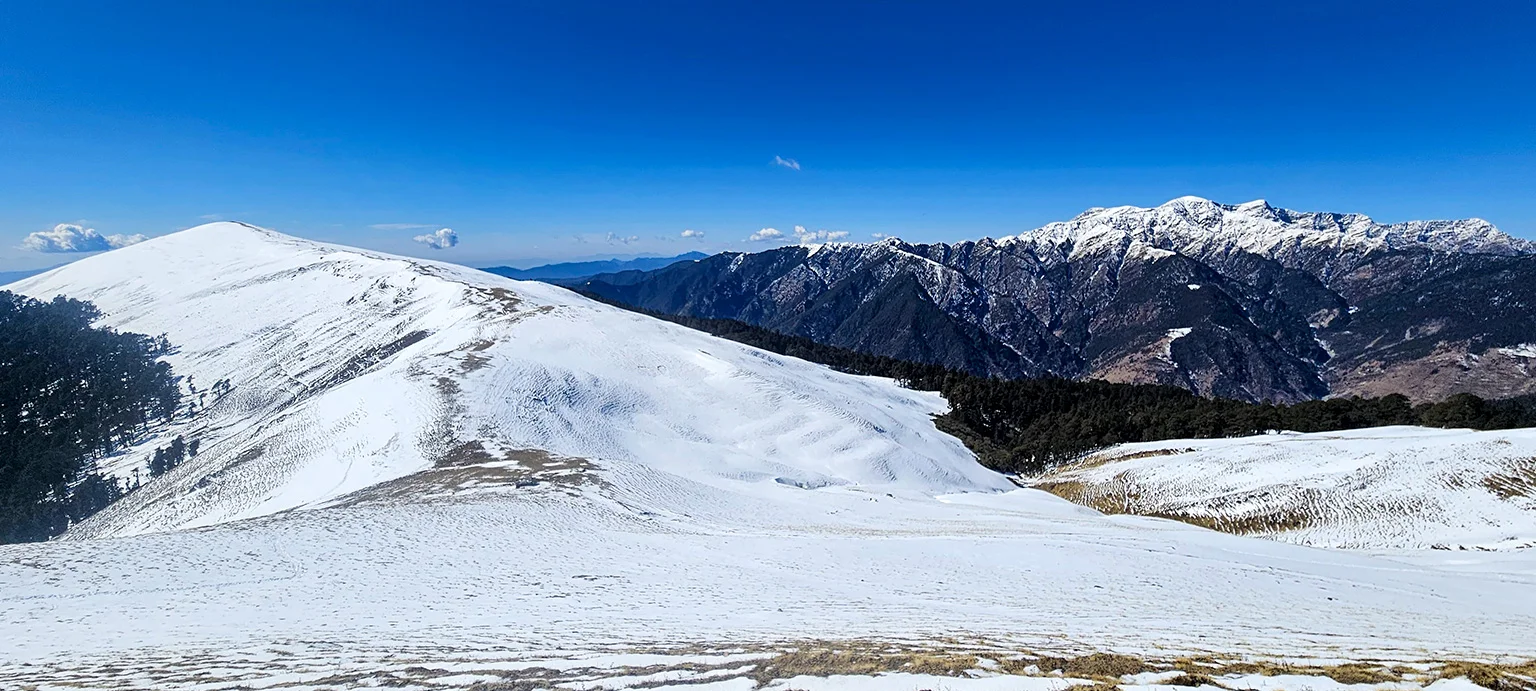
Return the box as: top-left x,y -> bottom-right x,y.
748,227 -> 783,242
772,155 -> 801,171
871,232 -> 888,239
606,232 -> 639,245
792,226 -> 850,244
412,228 -> 459,249
373,222 -> 439,231
680,229 -> 705,239
21,224 -> 146,253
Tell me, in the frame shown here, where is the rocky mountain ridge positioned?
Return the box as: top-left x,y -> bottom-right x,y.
574,197 -> 1536,403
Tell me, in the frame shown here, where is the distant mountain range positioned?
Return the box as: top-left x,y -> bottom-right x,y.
569,197 -> 1536,403
480,251 -> 707,281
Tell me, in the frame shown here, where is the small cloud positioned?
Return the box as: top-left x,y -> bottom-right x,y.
606,232 -> 639,245
680,229 -> 705,239
749,227 -> 783,242
198,213 -> 225,221
413,228 -> 459,249
21,223 -> 146,253
373,222 -> 439,231
772,155 -> 801,171
792,226 -> 849,245
871,232 -> 888,239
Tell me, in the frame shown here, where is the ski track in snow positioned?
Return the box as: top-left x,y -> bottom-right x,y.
2,223 -> 1535,687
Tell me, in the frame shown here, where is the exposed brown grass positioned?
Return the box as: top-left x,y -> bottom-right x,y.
1021,653 -> 1149,680
1164,672 -> 1222,687
750,647 -> 977,686
1483,461 -> 1536,500
1436,661 -> 1536,691
1032,479 -> 1315,535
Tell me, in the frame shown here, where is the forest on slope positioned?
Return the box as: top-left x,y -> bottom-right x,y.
582,293 -> 1536,473
0,291 -> 182,542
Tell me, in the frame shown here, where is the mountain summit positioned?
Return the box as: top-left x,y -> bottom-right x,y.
9,222 -> 1008,538
575,199 -> 1536,403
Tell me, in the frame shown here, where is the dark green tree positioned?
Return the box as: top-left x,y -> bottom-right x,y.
1,291 -> 182,543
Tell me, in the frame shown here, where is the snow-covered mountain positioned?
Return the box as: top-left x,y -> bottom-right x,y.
5,222 -> 1536,687
8,222 -> 1009,538
1007,196 -> 1533,268
575,197 -> 1536,403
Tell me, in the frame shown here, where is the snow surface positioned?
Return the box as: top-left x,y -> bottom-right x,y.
1034,426 -> 1536,550
3,224 -> 1536,687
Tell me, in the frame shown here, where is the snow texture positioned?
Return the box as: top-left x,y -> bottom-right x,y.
1035,426 -> 1536,550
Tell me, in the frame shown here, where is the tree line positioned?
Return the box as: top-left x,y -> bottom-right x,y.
0,291 -> 185,543
584,292 -> 1536,474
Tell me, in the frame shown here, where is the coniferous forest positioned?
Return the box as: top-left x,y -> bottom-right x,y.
586,293 -> 1536,474
0,291 -> 182,543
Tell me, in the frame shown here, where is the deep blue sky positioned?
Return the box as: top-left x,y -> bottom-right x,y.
2,1 -> 1534,270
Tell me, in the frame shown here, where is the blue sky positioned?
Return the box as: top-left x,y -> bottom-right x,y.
2,1 -> 1534,270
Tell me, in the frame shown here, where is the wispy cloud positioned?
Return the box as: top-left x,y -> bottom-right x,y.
413,228 -> 459,249
21,224 -> 146,253
373,222 -> 439,231
871,232 -> 889,239
748,227 -> 783,242
198,213 -> 226,221
680,229 -> 705,239
606,232 -> 639,245
772,155 -> 801,171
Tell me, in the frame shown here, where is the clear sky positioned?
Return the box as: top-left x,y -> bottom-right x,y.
2,1 -> 1534,270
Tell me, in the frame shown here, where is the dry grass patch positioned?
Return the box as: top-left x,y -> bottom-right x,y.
1023,653 -> 1149,680
1165,672 -> 1223,687
1483,461 -> 1536,500
1436,661 -> 1536,691
750,646 -> 978,686
1032,479 -> 1315,535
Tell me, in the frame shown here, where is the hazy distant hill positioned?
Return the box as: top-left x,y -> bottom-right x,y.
0,267 -> 49,286
479,251 -> 707,281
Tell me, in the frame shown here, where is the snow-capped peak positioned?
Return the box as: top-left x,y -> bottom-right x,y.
1009,197 -> 1534,263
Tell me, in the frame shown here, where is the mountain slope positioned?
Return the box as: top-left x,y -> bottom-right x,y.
573,197 -> 1536,403
10,222 -> 1008,538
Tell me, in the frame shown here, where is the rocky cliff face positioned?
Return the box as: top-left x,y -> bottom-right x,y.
573,197 -> 1536,403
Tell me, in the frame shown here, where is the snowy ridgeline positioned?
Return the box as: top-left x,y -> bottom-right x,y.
996,195 -> 1535,261
8,222 -> 1011,539
2,222 -> 1536,686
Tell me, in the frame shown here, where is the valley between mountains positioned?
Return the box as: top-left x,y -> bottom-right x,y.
2,220 -> 1535,690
